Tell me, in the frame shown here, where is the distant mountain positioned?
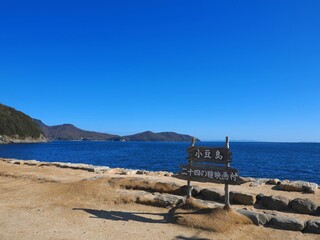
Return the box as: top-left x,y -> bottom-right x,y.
0,103 -> 198,143
0,104 -> 46,143
33,119 -> 119,141
110,131 -> 198,142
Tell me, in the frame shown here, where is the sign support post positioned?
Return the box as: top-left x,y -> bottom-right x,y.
187,137 -> 196,199
224,136 -> 231,210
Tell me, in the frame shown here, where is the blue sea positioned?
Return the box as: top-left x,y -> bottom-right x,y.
0,141 -> 319,184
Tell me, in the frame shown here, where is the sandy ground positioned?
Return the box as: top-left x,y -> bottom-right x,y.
0,159 -> 319,240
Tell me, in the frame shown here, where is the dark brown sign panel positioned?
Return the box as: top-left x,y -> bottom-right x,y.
177,164 -> 240,185
187,147 -> 232,163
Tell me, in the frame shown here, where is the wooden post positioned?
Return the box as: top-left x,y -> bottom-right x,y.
224,136 -> 231,210
187,137 -> 196,199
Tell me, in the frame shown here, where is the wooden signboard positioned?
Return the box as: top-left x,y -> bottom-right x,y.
177,137 -> 239,210
177,165 -> 239,185
187,146 -> 232,163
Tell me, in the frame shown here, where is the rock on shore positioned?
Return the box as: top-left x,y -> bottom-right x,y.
0,135 -> 47,144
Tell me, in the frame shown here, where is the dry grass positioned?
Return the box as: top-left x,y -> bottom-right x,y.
107,177 -> 181,194
172,207 -> 252,233
153,181 -> 182,193
41,179 -> 137,207
0,173 -> 180,209
182,198 -> 208,210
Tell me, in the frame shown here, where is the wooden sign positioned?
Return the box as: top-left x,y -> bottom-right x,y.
177,137 -> 238,210
177,164 -> 240,185
187,146 -> 232,163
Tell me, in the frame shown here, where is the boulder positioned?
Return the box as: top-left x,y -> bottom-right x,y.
194,199 -> 223,209
93,167 -> 110,174
277,181 -> 318,193
148,171 -> 173,177
266,179 -> 281,185
135,192 -> 184,208
290,198 -> 318,215
153,193 -> 184,208
304,220 -> 320,234
23,160 -> 39,166
122,170 -> 138,175
255,193 -> 264,203
136,170 -> 149,175
147,171 -> 170,177
255,178 -> 269,184
315,206 -> 320,216
249,178 -> 272,187
120,190 -> 150,202
164,172 -> 173,177
191,186 -> 202,196
239,177 -> 256,183
77,165 -> 95,172
269,216 -> 305,231
105,168 -> 123,174
260,195 -> 290,211
230,191 -> 254,205
175,185 -> 202,197
56,163 -> 95,172
199,188 -> 224,202
236,209 -> 270,226
302,185 -> 317,194
38,162 -> 52,167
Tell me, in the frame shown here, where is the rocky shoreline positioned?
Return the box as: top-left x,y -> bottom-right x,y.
2,157 -> 318,191
0,158 -> 173,176
1,157 -> 320,236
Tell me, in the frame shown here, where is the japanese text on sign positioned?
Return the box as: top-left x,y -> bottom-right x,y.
194,149 -> 224,160
188,147 -> 232,163
181,167 -> 239,182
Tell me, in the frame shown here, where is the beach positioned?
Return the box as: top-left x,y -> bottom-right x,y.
0,158 -> 319,240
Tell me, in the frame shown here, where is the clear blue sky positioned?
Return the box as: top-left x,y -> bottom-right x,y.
1,1 -> 320,142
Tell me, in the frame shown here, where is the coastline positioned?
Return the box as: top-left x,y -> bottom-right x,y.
1,157 -> 319,187
0,158 -> 174,177
0,135 -> 47,144
1,157 -> 320,239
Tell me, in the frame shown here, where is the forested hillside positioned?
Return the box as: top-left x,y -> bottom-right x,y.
0,104 -> 42,138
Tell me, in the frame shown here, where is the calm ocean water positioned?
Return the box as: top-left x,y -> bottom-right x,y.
0,141 -> 319,184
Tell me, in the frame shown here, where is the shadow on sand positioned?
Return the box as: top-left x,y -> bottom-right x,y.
174,235 -> 210,240
73,208 -> 166,224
